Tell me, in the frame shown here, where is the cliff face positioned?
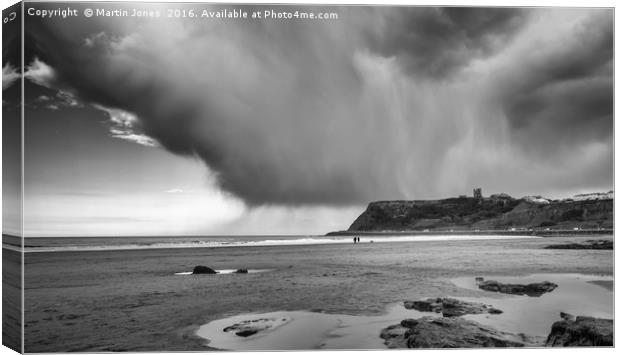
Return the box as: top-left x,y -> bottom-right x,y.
348,195 -> 613,232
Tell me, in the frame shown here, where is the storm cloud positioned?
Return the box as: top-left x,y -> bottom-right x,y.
496,11 -> 613,155
366,7 -> 529,79
24,5 -> 613,205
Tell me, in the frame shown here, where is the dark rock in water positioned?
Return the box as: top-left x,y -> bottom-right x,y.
404,298 -> 502,317
544,240 -> 613,250
478,280 -> 557,297
223,317 -> 290,337
235,329 -> 257,337
546,316 -> 613,346
192,265 -> 218,274
381,316 -> 530,348
223,322 -> 262,337
235,269 -> 248,274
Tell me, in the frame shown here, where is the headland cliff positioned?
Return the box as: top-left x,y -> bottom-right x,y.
329,191 -> 613,235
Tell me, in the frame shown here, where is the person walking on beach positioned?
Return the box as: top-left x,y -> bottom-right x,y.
353,237 -> 357,244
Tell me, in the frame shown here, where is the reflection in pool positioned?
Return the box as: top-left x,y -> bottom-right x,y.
195,273 -> 613,350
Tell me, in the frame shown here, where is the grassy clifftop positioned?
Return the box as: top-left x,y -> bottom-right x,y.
346,194 -> 613,232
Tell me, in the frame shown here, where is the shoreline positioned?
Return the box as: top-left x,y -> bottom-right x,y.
326,229 -> 614,237
16,231 -> 612,253
17,234 -> 544,253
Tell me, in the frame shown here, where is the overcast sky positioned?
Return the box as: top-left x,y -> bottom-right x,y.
4,4 -> 613,236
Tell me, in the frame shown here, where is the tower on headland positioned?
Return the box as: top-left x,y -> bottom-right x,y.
473,187 -> 482,200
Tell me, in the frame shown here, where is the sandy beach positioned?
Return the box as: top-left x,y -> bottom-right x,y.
23,235 -> 613,352
2,247 -> 22,352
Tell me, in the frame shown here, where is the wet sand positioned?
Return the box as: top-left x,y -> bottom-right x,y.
23,235 -> 613,352
197,273 -> 612,350
2,247 -> 22,352
588,280 -> 614,291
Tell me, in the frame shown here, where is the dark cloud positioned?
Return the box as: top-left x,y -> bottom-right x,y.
496,11 -> 613,156
367,7 -> 530,79
25,5 -> 375,204
23,5 -> 613,205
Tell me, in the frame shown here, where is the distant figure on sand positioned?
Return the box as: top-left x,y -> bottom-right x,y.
353,237 -> 360,244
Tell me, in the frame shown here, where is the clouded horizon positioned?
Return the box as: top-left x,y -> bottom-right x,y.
5,4 -> 613,236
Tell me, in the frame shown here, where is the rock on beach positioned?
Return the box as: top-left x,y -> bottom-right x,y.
546,315 -> 613,347
544,239 -> 613,250
192,265 -> 218,274
380,316 -> 531,348
403,298 -> 502,317
478,280 -> 558,297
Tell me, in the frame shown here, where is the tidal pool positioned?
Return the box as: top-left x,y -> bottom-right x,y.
195,273 -> 613,350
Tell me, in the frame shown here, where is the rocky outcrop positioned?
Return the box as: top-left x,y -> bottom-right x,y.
380,317 -> 530,348
544,240 -> 613,250
404,298 -> 502,317
478,280 -> 557,297
235,269 -> 249,274
344,194 -> 612,232
192,265 -> 217,274
546,316 -> 613,346
222,317 -> 290,337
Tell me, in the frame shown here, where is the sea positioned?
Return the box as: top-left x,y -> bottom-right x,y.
10,234 -> 540,253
